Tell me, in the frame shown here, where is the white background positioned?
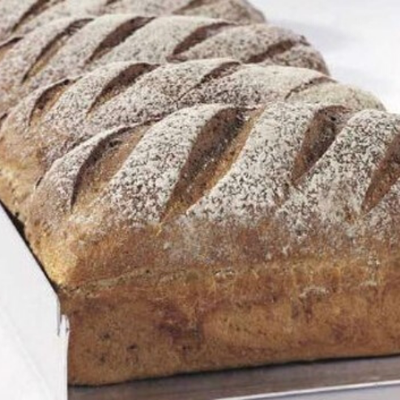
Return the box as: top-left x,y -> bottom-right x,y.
252,0 -> 400,113
0,208 -> 68,400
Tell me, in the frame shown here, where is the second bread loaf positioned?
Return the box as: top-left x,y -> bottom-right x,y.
0,60 -> 383,220
0,14 -> 329,121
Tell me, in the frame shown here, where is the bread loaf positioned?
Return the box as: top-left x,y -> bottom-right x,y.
25,102 -> 400,384
0,0 -> 264,42
0,59 -> 383,220
0,13 -> 329,122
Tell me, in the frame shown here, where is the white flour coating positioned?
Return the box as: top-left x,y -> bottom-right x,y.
278,110 -> 400,235
189,102 -> 324,221
261,43 -> 327,73
34,128 -> 122,226
95,15 -> 226,66
101,104 -> 230,224
180,0 -> 264,23
32,14 -> 141,90
40,61 -> 142,167
180,65 -> 329,107
289,81 -> 384,112
90,59 -> 231,132
105,0 -> 193,16
0,82 -> 63,142
0,0 -> 36,39
178,24 -> 304,63
17,0 -> 109,37
362,178 -> 400,240
358,112 -> 400,239
0,17 -> 83,117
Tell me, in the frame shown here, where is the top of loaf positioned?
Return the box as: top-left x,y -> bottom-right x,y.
0,0 -> 265,42
0,59 -> 384,225
35,103 -> 398,228
25,102 -> 400,287
277,110 -> 400,234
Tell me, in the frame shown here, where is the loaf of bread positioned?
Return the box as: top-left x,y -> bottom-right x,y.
0,0 -> 264,42
0,13 -> 329,122
0,59 -> 383,221
24,101 -> 400,384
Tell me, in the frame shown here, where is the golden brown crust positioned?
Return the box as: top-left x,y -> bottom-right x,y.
62,249 -> 400,385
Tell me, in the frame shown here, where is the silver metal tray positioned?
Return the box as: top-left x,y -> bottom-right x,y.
69,355 -> 400,400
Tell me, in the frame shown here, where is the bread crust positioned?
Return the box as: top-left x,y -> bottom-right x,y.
24,103 -> 400,384
61,249 -> 400,385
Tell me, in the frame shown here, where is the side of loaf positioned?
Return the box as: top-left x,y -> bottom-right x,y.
0,60 -> 383,221
25,102 -> 400,384
0,0 -> 265,41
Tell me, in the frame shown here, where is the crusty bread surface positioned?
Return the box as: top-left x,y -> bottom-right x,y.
0,60 -> 383,221
23,102 -> 400,384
